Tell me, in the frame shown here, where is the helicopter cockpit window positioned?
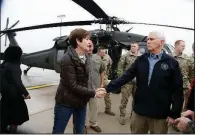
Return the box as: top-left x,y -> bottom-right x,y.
57,50 -> 65,64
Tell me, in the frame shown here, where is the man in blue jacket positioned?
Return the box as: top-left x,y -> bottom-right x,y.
106,31 -> 184,133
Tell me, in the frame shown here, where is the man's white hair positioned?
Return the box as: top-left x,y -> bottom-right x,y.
150,31 -> 166,41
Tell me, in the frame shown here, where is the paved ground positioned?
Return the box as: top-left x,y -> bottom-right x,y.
17,87 -> 178,134
7,65 -> 180,133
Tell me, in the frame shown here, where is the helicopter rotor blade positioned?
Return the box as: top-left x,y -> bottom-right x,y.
5,17 -> 9,29
125,21 -> 194,30
4,33 -> 7,46
71,0 -> 108,19
125,27 -> 133,32
0,20 -> 95,33
9,20 -> 19,29
0,29 -> 6,37
1,20 -> 19,37
0,19 -> 194,34
4,17 -> 9,46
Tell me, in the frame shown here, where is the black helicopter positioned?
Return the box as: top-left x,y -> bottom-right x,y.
0,0 -> 194,80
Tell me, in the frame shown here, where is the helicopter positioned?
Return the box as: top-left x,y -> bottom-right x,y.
0,0 -> 194,81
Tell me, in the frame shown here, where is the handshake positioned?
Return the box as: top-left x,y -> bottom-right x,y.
95,88 -> 107,98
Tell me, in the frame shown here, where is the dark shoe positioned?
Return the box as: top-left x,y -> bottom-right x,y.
105,110 -> 115,116
90,126 -> 101,133
84,126 -> 88,134
9,125 -> 17,134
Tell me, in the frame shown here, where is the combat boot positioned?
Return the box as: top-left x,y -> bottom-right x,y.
105,109 -> 115,116
90,126 -> 101,133
119,116 -> 125,125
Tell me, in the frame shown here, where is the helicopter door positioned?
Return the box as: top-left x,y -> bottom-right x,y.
54,49 -> 65,73
57,50 -> 65,64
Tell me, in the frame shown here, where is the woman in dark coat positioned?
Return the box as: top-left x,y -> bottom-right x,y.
1,46 -> 31,133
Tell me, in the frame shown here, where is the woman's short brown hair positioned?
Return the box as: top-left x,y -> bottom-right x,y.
69,28 -> 90,48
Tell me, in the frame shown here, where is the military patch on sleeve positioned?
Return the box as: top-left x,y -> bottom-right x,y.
161,63 -> 169,70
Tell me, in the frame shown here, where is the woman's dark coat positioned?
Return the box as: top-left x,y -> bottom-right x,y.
1,46 -> 29,128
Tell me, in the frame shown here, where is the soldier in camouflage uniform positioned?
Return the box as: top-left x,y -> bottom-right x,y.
172,40 -> 192,111
117,42 -> 141,125
97,47 -> 115,116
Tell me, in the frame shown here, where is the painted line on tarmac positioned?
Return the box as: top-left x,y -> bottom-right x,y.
29,107 -> 54,116
26,83 -> 58,90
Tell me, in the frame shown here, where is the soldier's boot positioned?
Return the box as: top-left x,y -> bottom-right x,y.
104,94 -> 115,116
90,126 -> 101,133
104,109 -> 115,116
119,116 -> 125,125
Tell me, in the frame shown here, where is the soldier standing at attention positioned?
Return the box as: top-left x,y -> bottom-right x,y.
172,40 -> 191,111
97,47 -> 115,116
117,42 -> 141,125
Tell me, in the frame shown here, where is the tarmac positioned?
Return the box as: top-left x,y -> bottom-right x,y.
13,65 -> 180,133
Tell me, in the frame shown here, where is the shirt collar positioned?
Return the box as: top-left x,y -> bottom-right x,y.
78,54 -> 86,59
129,51 -> 141,56
173,52 -> 185,58
149,50 -> 163,59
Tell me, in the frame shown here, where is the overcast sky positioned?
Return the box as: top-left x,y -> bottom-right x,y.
1,0 -> 194,55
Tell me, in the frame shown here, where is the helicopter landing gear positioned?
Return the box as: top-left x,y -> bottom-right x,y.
23,66 -> 31,75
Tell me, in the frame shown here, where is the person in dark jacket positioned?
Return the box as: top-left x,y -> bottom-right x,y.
106,31 -> 184,133
52,28 -> 106,134
1,46 -> 30,133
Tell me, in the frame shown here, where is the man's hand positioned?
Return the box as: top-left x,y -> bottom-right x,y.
95,88 -> 106,98
96,88 -> 106,92
167,117 -> 176,126
23,94 -> 31,99
181,110 -> 194,120
175,117 -> 191,132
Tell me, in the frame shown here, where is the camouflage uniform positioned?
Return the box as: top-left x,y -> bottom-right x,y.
173,52 -> 191,110
117,52 -> 141,124
101,54 -> 115,115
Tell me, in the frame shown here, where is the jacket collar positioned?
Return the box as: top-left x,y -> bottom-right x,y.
67,45 -> 88,64
143,50 -> 170,61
